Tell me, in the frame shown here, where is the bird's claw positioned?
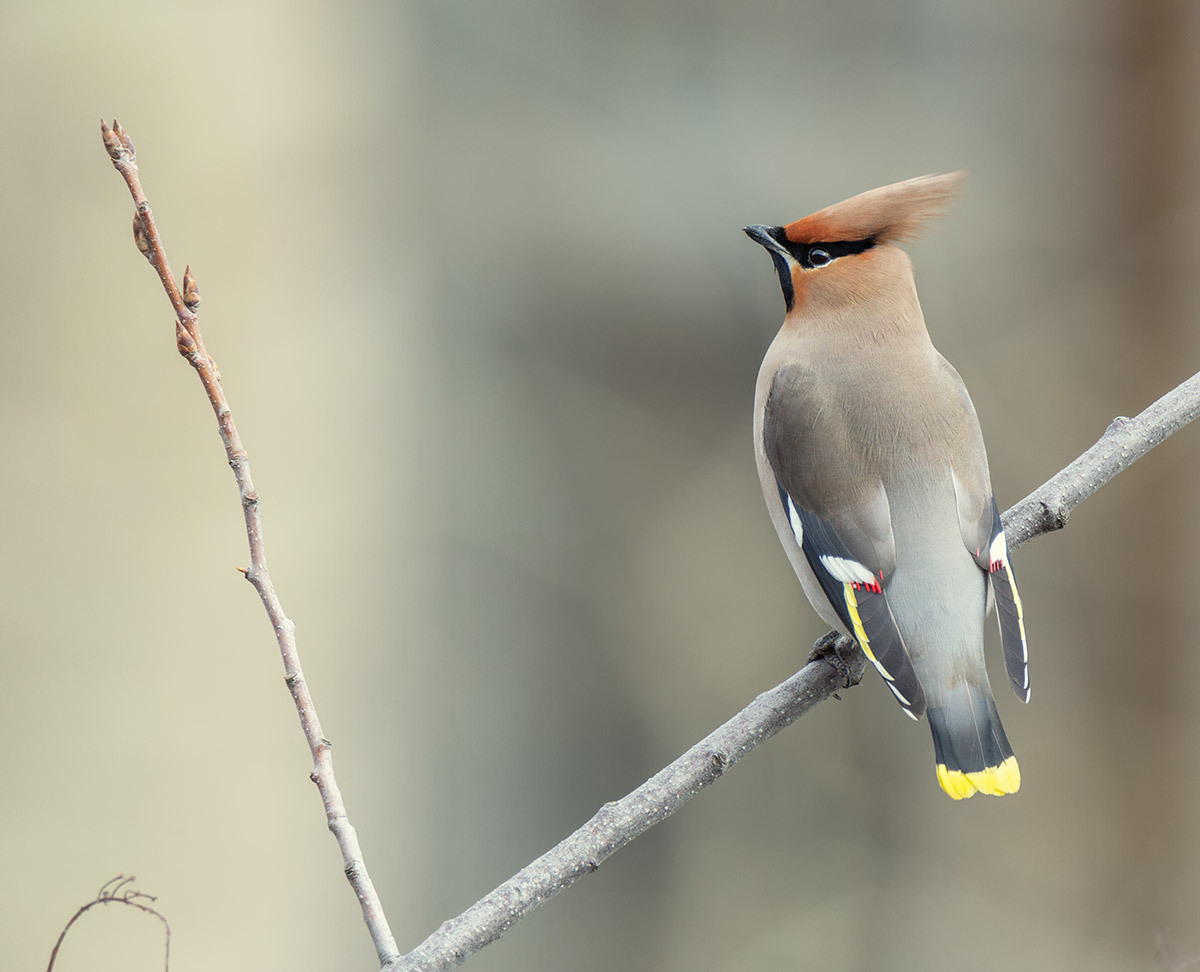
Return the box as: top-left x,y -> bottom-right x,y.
807,631 -> 866,690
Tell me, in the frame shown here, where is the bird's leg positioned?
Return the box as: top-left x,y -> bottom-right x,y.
807,631 -> 867,691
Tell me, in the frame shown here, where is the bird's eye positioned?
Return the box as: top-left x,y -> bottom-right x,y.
809,248 -> 832,268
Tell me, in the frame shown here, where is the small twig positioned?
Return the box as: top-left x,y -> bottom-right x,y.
99,120 -> 399,967
391,369 -> 1200,972
47,875 -> 171,972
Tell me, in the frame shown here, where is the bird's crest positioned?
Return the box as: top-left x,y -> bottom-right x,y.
783,172 -> 964,246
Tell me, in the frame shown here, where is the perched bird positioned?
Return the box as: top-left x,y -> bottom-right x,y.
744,174 -> 1029,800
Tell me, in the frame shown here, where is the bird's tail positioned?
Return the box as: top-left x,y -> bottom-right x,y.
927,683 -> 1020,799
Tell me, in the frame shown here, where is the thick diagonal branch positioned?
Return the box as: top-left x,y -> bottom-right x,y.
100,120 -> 400,968
392,369 -> 1200,972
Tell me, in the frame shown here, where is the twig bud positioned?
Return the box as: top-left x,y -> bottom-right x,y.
100,119 -> 123,160
182,265 -> 201,309
112,118 -> 136,156
132,215 -> 151,257
175,320 -> 196,357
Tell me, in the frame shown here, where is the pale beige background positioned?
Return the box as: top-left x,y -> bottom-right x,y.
5,2 -> 1200,970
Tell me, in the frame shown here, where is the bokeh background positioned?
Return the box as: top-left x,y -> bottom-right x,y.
5,2 -> 1200,970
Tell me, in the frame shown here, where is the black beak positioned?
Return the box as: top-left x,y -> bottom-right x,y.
743,224 -> 779,249
744,224 -> 793,262
743,225 -> 796,312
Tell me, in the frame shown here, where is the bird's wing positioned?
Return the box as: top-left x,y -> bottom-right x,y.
763,365 -> 926,719
939,356 -> 1030,703
953,478 -> 1030,703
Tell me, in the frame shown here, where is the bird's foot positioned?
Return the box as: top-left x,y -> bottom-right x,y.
807,631 -> 866,691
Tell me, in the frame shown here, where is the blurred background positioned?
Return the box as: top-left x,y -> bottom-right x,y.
5,1 -> 1200,970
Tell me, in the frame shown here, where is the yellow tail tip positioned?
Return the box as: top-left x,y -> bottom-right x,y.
936,756 -> 1021,800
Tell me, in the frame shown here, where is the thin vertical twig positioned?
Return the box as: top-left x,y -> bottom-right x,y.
99,120 -> 399,967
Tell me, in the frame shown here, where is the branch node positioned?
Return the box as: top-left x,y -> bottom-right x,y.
1041,499 -> 1068,532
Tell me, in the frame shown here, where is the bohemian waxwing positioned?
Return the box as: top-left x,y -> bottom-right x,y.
744,173 -> 1029,800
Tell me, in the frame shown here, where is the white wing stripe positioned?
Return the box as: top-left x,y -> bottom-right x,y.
885,680 -> 911,706
819,554 -> 876,586
989,531 -> 1008,567
786,496 -> 804,545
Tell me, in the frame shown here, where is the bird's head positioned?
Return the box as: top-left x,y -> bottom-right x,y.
745,172 -> 963,318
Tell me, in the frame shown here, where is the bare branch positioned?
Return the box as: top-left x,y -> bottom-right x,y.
395,634 -> 864,972
1001,370 -> 1200,547
47,875 -> 170,972
99,120 -> 400,967
391,370 -> 1200,972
